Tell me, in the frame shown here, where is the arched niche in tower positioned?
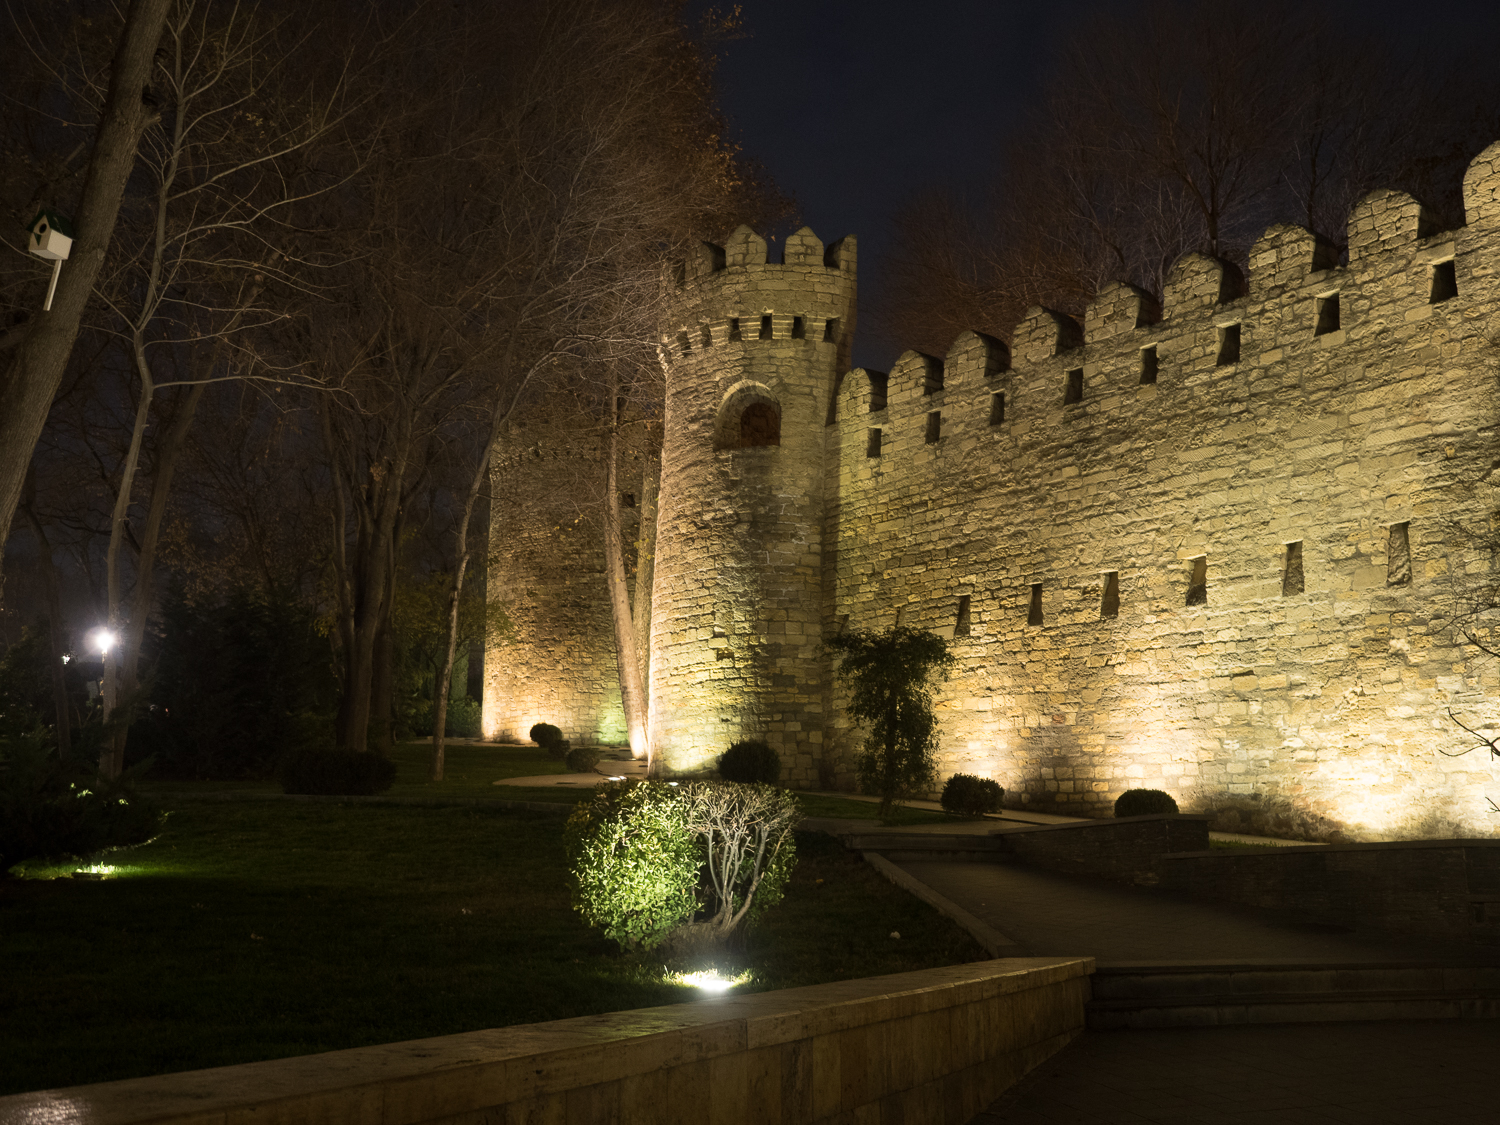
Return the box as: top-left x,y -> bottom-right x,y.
714,381 -> 782,450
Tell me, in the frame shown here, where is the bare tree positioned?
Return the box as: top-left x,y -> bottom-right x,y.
0,0 -> 174,603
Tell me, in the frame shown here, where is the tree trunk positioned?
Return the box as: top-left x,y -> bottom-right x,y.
603,389 -> 648,763
21,471 -> 71,758
0,0 -> 173,601
630,431 -> 659,713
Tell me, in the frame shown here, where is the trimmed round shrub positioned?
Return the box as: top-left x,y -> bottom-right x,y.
717,739 -> 781,784
564,781 -> 700,950
1114,788 -> 1179,817
529,722 -> 563,748
565,746 -> 602,773
940,773 -> 1004,818
280,749 -> 396,796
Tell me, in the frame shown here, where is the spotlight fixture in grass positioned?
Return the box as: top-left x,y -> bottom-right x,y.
670,969 -> 750,993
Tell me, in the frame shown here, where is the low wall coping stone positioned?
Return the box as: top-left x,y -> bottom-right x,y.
2,957 -> 1093,1125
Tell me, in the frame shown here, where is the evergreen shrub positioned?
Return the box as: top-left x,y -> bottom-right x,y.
280,749 -> 396,796
564,781 -> 700,950
717,739 -> 781,784
409,696 -> 482,739
565,746 -> 602,773
1114,788 -> 1179,817
529,723 -> 565,759
940,773 -> 1004,818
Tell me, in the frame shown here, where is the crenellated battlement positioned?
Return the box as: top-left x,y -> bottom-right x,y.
489,141 -> 1500,838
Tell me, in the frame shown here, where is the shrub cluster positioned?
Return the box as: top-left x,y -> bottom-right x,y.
280,749 -> 397,796
1114,788 -> 1179,817
940,773 -> 1004,818
1,729 -> 164,876
564,779 -> 798,951
565,746 -> 602,773
529,722 -> 569,760
717,739 -> 781,784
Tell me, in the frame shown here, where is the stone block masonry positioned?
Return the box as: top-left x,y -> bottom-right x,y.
829,148 -> 1500,838
0,958 -> 1093,1125
489,140 -> 1500,838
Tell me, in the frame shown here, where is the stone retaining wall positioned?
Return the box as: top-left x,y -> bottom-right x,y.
1157,838 -> 1500,945
1005,815 -> 1212,882
1,958 -> 1092,1125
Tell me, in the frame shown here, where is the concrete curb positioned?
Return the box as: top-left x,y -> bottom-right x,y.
861,851 -> 1028,957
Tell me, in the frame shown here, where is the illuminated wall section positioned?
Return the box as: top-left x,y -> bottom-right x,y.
484,406 -> 650,747
829,147 -> 1500,839
649,226 -> 857,780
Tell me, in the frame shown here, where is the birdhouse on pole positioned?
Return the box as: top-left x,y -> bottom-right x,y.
27,210 -> 74,311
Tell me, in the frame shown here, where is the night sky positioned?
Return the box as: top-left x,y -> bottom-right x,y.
694,0 -> 1500,370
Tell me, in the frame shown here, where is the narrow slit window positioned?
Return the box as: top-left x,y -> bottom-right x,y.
1315,294 -> 1341,336
823,317 -> 840,342
923,360 -> 945,395
1027,583 -> 1044,626
866,428 -> 882,457
677,331 -> 691,357
1217,325 -> 1241,366
1282,541 -> 1304,596
955,595 -> 971,636
758,314 -> 773,340
1431,260 -> 1458,303
1100,572 -> 1120,618
1139,345 -> 1159,385
700,325 -> 713,349
989,392 -> 1006,426
728,317 -> 742,341
1186,557 -> 1207,606
792,316 -> 806,340
1387,522 -> 1412,587
925,411 -> 942,444
868,372 -> 888,412
1064,368 -> 1084,405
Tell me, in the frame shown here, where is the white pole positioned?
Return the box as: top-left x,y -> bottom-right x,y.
44,259 -> 62,311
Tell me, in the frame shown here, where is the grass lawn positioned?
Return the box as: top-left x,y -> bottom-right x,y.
139,742 -> 953,823
1,798 -> 987,1096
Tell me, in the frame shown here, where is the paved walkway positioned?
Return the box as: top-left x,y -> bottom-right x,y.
896,860 -> 1461,964
882,853 -> 1500,1123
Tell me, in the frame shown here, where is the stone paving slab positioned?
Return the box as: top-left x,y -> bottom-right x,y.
968,1020 -> 1500,1124
896,861 -> 1464,964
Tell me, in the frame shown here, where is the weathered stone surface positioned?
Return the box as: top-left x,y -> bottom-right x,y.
488,142 -> 1500,839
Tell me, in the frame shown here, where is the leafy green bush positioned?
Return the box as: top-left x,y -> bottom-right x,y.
717,739 -> 781,784
529,722 -> 562,747
565,781 -> 700,950
565,746 -> 602,773
940,773 -> 1004,818
1,729 -> 165,876
280,749 -> 397,796
564,780 -> 800,953
1114,788 -> 1179,817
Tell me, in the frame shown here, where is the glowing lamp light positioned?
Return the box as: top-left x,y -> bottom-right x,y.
89,628 -> 117,655
671,970 -> 749,993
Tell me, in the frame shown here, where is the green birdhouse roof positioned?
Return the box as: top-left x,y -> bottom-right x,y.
27,210 -> 75,239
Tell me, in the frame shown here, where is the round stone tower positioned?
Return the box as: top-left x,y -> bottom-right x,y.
648,225 -> 857,782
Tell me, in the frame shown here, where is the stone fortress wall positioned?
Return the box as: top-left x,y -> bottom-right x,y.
489,141 -> 1500,838
648,227 -> 857,781
484,406 -> 649,746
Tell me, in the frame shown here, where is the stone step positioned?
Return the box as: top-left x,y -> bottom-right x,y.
1087,961 -> 1500,1029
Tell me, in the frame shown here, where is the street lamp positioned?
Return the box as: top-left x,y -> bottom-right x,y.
89,628 -> 117,655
